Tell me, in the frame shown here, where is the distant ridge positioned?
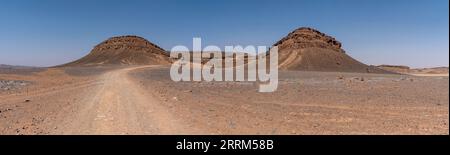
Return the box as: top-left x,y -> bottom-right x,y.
0,64 -> 40,69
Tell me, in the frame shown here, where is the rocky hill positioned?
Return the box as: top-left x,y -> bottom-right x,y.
274,27 -> 389,73
63,36 -> 170,66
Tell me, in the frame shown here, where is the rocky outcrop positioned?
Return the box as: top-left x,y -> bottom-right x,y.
275,27 -> 344,53
63,35 -> 170,66
275,27 -> 390,73
92,36 -> 167,56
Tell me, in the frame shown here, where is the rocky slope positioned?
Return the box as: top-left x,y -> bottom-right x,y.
274,27 -> 389,73
63,36 -> 170,66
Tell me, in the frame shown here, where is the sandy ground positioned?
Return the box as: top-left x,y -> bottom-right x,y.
0,65 -> 448,135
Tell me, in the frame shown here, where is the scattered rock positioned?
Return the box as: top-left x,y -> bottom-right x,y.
0,80 -> 30,91
0,108 -> 13,113
228,120 -> 236,129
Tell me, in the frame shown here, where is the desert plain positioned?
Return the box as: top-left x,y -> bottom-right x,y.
0,65 -> 448,135
0,27 -> 448,135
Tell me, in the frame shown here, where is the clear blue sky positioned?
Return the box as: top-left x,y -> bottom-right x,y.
0,0 -> 448,67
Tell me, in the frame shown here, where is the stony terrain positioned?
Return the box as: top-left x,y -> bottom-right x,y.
0,65 -> 447,135
130,66 -> 449,134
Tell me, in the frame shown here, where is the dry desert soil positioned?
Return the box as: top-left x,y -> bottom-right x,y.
0,65 -> 448,135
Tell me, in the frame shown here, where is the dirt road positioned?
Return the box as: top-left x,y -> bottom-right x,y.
0,66 -> 191,135
57,66 -> 187,134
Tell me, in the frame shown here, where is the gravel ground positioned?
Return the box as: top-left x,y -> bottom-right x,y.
130,66 -> 449,134
0,66 -> 447,135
